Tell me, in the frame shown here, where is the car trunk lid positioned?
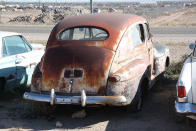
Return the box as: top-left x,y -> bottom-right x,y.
40,45 -> 114,95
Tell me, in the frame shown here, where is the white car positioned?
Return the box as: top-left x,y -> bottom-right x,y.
0,31 -> 44,90
175,43 -> 196,119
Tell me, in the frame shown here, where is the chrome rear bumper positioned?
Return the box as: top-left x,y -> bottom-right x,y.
175,101 -> 196,115
23,89 -> 127,107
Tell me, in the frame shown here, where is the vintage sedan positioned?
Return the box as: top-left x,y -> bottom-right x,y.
24,13 -> 169,110
175,43 -> 196,119
0,31 -> 44,90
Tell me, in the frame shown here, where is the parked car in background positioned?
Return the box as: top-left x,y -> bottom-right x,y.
175,43 -> 196,119
24,13 -> 169,111
0,31 -> 44,90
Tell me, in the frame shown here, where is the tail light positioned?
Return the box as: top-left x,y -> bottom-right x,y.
108,75 -> 121,82
177,86 -> 186,98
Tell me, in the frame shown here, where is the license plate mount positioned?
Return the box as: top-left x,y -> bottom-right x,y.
56,98 -> 72,104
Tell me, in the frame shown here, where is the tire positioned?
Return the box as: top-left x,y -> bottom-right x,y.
132,84 -> 144,112
126,82 -> 145,112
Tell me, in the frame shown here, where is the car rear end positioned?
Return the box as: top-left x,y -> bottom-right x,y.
175,57 -> 196,116
23,44 -> 127,106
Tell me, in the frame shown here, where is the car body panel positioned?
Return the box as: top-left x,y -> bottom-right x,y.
37,45 -> 114,94
153,44 -> 170,77
0,55 -> 17,88
177,57 -> 192,103
191,57 -> 196,104
108,22 -> 153,104
15,50 -> 44,87
176,46 -> 196,115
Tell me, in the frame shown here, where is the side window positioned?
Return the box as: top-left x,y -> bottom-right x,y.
132,25 -> 142,46
3,35 -> 30,56
144,23 -> 150,40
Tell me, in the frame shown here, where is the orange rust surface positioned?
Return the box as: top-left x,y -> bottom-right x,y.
35,13 -> 148,95
41,45 -> 114,93
47,13 -> 146,51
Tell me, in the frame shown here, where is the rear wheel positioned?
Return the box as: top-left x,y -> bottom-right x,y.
132,83 -> 144,112
127,79 -> 148,112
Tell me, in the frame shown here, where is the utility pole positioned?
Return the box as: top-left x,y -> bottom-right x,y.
90,0 -> 93,13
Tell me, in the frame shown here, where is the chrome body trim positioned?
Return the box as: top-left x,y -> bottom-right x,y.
23,92 -> 127,106
177,97 -> 188,103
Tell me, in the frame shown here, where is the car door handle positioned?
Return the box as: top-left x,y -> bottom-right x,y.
15,58 -> 23,64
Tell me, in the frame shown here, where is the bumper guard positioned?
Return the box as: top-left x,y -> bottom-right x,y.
23,89 -> 127,107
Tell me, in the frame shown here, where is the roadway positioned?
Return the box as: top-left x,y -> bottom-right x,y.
1,25 -> 196,43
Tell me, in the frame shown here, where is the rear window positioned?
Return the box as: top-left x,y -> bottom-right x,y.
58,27 -> 109,41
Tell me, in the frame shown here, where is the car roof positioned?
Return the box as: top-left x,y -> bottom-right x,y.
55,13 -> 146,33
0,31 -> 21,38
47,13 -> 147,51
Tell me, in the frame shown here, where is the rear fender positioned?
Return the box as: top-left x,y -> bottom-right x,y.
107,59 -> 150,104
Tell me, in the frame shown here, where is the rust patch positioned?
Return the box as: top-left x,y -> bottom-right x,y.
41,45 -> 114,94
98,86 -> 107,95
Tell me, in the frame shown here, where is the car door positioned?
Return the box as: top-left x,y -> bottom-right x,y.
131,24 -> 150,68
0,39 -> 17,88
114,23 -> 150,79
143,23 -> 154,78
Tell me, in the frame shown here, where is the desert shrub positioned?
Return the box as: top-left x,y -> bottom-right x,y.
164,55 -> 187,80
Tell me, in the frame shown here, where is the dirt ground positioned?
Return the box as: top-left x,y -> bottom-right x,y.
149,8 -> 196,27
0,43 -> 194,131
163,44 -> 191,63
0,78 -> 196,131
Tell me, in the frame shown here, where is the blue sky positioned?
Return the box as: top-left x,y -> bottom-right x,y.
4,0 -> 192,3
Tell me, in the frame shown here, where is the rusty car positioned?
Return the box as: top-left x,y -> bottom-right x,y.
0,31 -> 44,91
23,13 -> 169,111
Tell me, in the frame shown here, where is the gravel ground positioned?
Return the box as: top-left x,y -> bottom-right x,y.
167,44 -> 191,63
0,80 -> 196,131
